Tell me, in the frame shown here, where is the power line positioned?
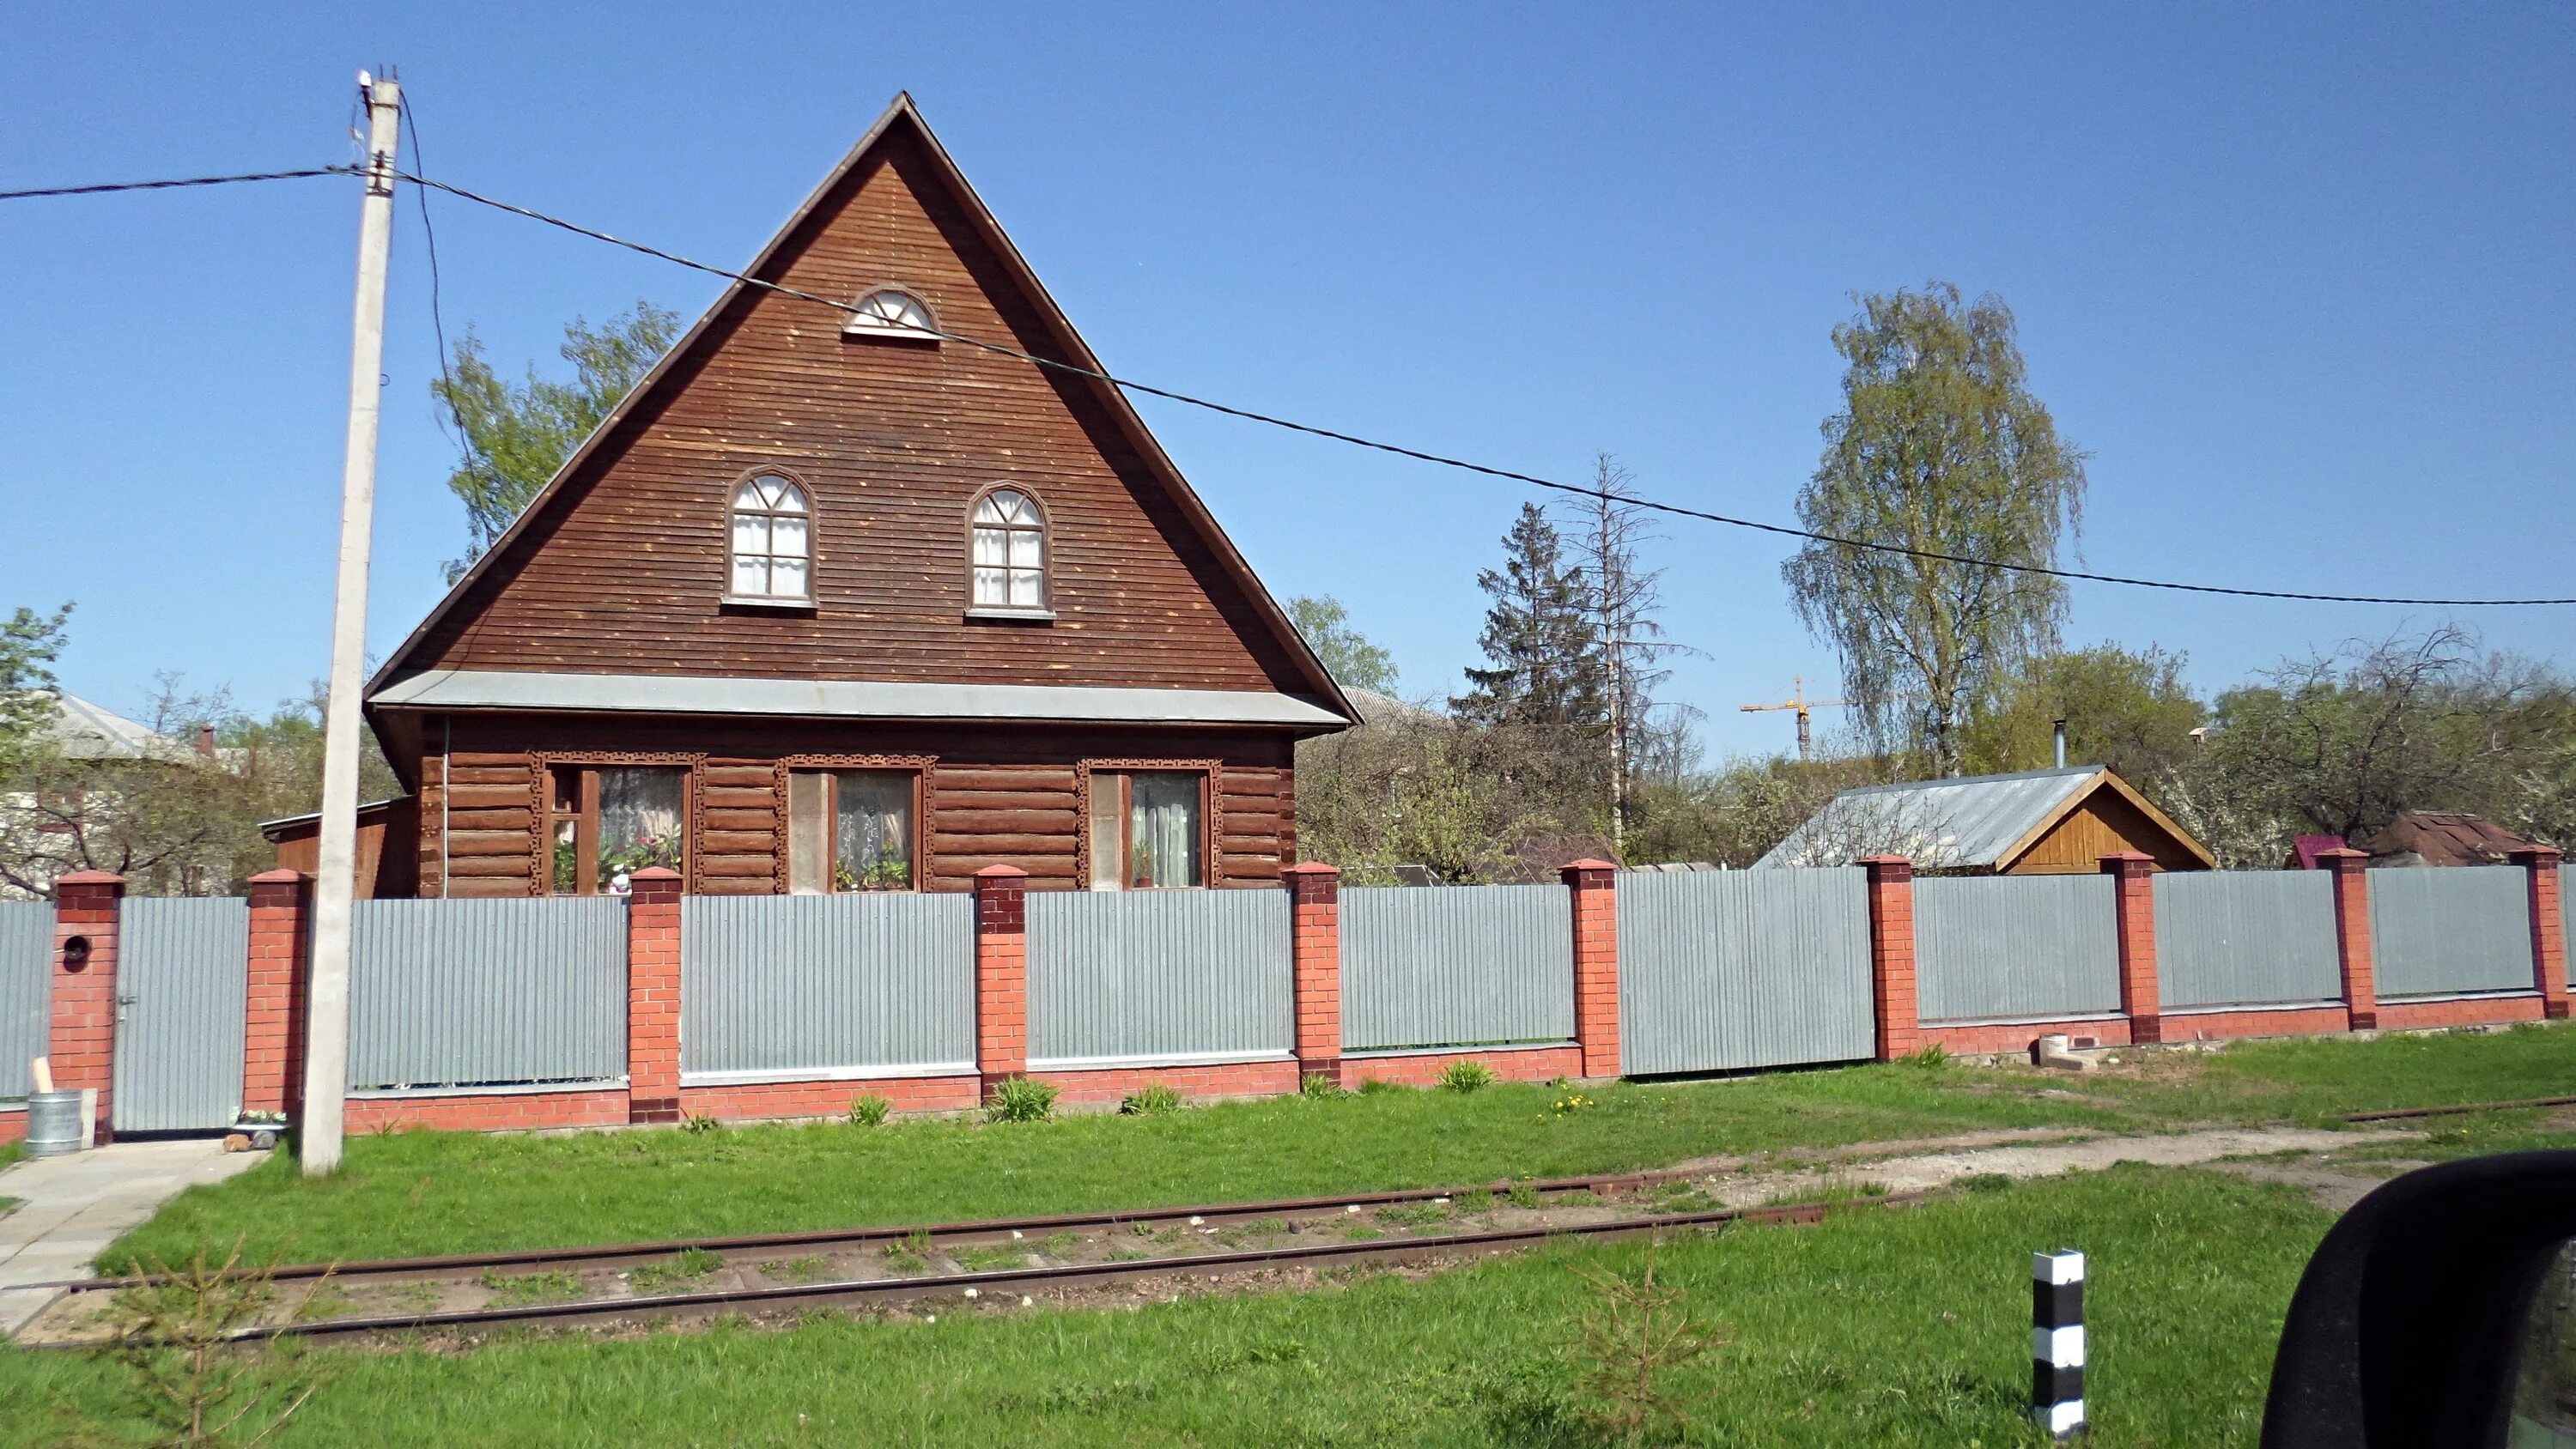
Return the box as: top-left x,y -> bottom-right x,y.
392,167 -> 2576,609
400,100 -> 464,453
0,167 -> 355,202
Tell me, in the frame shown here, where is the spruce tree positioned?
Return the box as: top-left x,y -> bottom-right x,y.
1452,503 -> 1605,728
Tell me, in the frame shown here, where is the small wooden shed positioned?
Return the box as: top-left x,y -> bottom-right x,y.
1755,765 -> 2215,875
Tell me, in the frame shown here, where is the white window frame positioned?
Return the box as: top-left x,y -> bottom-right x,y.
967,485 -> 1053,619
726,471 -> 814,607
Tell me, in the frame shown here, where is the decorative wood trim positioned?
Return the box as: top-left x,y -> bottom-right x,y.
529,752 -> 707,894
1076,758 -> 1223,889
775,755 -> 939,894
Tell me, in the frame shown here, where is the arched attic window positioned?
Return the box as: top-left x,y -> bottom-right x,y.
842,286 -> 939,342
969,487 -> 1048,614
728,473 -> 811,603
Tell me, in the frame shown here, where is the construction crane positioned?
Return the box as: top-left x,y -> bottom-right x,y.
1741,676 -> 1850,761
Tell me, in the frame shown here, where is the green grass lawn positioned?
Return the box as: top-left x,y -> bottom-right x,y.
106,1064 -> 2134,1269
0,1140 -> 23,1171
6,1165 -> 2329,1446
100,1023 -> 2576,1271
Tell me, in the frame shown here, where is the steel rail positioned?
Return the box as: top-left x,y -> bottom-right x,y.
214,1191 -> 1922,1346
2342,1094 -> 2576,1123
33,1161 -> 1751,1296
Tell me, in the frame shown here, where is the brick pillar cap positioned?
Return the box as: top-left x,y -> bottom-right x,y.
1858,854 -> 1912,866
2099,851 -> 2156,872
2508,845 -> 2565,864
52,870 -> 126,888
1282,862 -> 1340,877
247,868 -> 310,885
2315,847 -> 2367,866
629,866 -> 682,882
974,864 -> 1030,880
1561,858 -> 1619,873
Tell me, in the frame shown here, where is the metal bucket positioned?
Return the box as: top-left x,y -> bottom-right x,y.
23,1089 -> 85,1157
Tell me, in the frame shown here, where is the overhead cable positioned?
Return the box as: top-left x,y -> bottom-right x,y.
0,167 -> 355,202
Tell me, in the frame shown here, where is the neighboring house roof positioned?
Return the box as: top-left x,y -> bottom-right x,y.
41,693 -> 195,763
365,93 -> 1352,735
2362,810 -> 2540,868
1753,764 -> 2215,871
1340,688 -> 1443,728
2288,834 -> 2348,870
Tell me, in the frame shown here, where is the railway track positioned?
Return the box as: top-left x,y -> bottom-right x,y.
19,1167 -> 1926,1348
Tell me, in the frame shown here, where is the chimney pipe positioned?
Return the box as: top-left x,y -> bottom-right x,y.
2052,719 -> 2067,770
197,724 -> 216,759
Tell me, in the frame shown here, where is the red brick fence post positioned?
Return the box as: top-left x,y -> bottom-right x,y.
1562,859 -> 1620,1079
2102,852 -> 2162,1044
1862,856 -> 1919,1061
974,865 -> 1030,1102
243,870 -> 311,1119
2512,846 -> 2569,1020
2320,848 -> 2379,1031
625,867 -> 683,1124
48,870 -> 125,1143
1284,863 -> 1342,1088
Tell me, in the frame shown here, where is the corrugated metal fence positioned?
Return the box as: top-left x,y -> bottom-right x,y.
113,898 -> 250,1132
682,894 -> 974,1080
349,898 -> 628,1091
1616,869 -> 1874,1076
1029,890 -> 1291,1065
2368,866 -> 2537,999
2154,870 -> 2343,1009
1340,884 -> 1573,1052
1916,875 -> 2120,1022
0,900 -> 52,1101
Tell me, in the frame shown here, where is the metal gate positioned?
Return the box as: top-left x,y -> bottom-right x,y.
112,897 -> 249,1132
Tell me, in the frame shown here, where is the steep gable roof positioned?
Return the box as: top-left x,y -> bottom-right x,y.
1753,764 -> 2215,871
369,94 -> 1351,721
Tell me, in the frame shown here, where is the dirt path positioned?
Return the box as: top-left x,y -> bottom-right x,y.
1679,1125 -> 2418,1210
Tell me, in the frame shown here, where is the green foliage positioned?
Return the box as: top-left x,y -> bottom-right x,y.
1119,1082 -> 1182,1117
985,1077 -> 1060,1125
75,1237 -> 326,1446
431,303 -> 680,579
949,1243 -> 1036,1273
0,602 -> 69,779
846,1095 -> 891,1128
1285,594 -> 1400,694
1961,642 -> 2207,782
1298,1070 -> 1345,1099
629,1247 -> 723,1294
678,1113 -> 719,1136
477,1268 -> 584,1307
1783,282 -> 2087,775
1903,1042 -> 1950,1069
1453,503 -> 1604,730
755,1255 -> 828,1283
1570,1236 -> 1723,1446
1438,1060 -> 1498,1094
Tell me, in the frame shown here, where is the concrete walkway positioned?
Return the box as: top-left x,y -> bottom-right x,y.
0,1140 -> 269,1335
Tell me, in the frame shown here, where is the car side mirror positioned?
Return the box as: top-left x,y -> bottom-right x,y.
2263,1150 -> 2576,1447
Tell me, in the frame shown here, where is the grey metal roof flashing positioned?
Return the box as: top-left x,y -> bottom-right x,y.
369,669 -> 1352,729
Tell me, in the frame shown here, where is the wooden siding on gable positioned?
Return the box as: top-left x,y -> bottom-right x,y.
410,129 -> 1309,699
2010,791 -> 2206,875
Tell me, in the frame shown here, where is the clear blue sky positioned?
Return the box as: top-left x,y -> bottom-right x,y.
3,3 -> 2569,757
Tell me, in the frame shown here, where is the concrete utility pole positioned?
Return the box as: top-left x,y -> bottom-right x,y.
302,70 -> 401,1176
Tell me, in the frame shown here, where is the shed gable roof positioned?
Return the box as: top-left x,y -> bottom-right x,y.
1753,764 -> 2214,870
368,94 -> 1350,721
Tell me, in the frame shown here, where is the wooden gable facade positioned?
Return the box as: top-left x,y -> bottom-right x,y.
364,95 -> 1354,899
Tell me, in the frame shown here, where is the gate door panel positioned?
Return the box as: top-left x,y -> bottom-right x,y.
112,898 -> 249,1132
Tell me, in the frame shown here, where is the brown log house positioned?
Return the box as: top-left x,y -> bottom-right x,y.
360,94 -> 1356,899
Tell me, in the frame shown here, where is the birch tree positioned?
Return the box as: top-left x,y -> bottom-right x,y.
1558,455 -> 1687,857
1783,283 -> 2087,776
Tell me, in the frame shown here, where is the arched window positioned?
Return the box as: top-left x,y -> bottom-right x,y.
970,488 -> 1047,610
842,287 -> 938,341
728,473 -> 811,601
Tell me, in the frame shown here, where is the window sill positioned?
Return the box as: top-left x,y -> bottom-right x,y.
722,595 -> 817,612
965,606 -> 1056,623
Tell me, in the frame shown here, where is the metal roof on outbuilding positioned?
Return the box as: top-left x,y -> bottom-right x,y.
1754,765 -> 2107,870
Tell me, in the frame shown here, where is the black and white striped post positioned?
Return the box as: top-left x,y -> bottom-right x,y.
2032,1249 -> 2086,1438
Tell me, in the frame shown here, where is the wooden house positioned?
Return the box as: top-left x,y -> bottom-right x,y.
360,95 -> 1356,898
1753,764 -> 2214,875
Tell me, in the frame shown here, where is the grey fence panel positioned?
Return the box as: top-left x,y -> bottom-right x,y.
2368,866 -> 2537,999
1916,875 -> 2120,1022
1340,885 -> 1574,1052
2154,870 -> 2344,1009
113,898 -> 250,1132
682,894 -> 974,1077
0,900 -> 48,1100
349,897 -> 628,1091
1028,889 -> 1291,1064
1617,868 -> 1874,1076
